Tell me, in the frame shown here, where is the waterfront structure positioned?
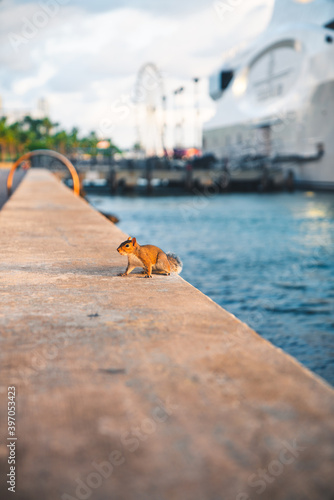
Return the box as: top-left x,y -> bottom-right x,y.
1,168 -> 334,499
203,0 -> 334,190
134,63 -> 165,157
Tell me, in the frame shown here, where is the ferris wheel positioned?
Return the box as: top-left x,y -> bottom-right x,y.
134,63 -> 166,157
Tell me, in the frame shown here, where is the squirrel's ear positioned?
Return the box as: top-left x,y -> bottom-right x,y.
127,237 -> 132,241
132,237 -> 136,245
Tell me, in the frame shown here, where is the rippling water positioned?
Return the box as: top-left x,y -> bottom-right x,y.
87,191 -> 334,385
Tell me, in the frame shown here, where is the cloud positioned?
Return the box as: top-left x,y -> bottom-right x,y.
13,62 -> 56,95
0,0 -> 274,147
7,0 -> 214,16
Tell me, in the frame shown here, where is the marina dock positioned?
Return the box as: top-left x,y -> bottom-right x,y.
76,164 -> 285,194
1,169 -> 334,500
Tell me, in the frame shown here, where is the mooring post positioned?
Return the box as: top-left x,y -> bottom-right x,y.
185,162 -> 193,192
146,158 -> 153,195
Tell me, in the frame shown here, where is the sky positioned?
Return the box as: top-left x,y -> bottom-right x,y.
0,0 -> 275,149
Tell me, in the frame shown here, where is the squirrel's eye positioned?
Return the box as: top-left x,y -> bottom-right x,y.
125,244 -> 130,248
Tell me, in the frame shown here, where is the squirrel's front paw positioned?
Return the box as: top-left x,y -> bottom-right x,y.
144,275 -> 152,279
118,272 -> 127,277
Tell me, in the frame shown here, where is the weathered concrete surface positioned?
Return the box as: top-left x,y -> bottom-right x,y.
0,169 -> 334,500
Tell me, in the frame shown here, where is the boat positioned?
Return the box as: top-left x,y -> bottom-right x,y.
203,0 -> 334,191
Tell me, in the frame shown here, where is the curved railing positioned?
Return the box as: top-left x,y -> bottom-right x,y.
7,149 -> 81,196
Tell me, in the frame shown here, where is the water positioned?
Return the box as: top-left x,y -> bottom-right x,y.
87,191 -> 334,386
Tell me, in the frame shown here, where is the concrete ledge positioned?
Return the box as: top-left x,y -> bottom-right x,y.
0,169 -> 334,500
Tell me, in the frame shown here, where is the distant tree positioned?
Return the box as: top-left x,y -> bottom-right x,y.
0,115 -> 121,162
0,117 -> 8,161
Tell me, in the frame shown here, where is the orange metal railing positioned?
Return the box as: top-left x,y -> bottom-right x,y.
7,150 -> 81,196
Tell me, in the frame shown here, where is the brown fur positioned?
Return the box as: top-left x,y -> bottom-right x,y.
117,237 -> 182,278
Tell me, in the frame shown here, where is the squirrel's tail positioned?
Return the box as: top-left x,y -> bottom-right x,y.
166,253 -> 183,274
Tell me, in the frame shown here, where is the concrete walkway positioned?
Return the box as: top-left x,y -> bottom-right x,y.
0,169 -> 333,500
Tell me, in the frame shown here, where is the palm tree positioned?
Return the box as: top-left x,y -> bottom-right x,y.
0,114 -> 120,163
0,117 -> 8,161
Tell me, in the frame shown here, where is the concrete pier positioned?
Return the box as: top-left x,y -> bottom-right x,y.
82,167 -> 230,193
0,169 -> 334,500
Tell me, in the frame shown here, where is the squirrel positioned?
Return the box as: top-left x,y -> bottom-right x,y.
117,237 -> 182,278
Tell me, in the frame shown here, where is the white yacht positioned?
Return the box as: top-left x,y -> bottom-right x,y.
203,0 -> 334,190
